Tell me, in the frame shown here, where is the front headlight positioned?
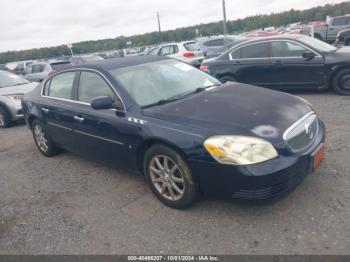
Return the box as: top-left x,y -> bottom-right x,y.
204,136 -> 278,165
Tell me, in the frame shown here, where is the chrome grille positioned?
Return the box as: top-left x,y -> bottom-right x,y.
283,112 -> 319,153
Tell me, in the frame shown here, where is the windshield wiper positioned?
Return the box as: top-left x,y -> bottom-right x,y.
142,84 -> 221,109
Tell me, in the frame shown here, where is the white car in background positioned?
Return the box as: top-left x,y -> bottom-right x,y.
0,71 -> 38,128
146,41 -> 204,67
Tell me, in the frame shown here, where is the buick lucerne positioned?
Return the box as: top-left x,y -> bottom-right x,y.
22,56 -> 326,209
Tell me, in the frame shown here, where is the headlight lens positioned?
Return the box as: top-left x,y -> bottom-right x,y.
204,136 -> 278,165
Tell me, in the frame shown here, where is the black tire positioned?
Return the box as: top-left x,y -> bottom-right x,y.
332,69 -> 350,95
31,119 -> 60,157
144,144 -> 199,209
0,106 -> 11,128
219,75 -> 236,84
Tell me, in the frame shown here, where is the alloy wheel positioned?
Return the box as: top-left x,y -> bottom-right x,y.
34,124 -> 49,152
0,113 -> 4,127
342,76 -> 350,90
149,155 -> 185,201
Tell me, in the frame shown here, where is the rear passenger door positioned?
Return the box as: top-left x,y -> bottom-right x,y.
229,42 -> 273,86
41,71 -> 78,151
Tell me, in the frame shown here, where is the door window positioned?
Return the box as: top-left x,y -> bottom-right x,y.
48,72 -> 75,100
240,42 -> 269,58
148,47 -> 160,56
78,72 -> 115,103
332,17 -> 350,26
32,64 -> 45,73
24,65 -> 32,75
159,45 -> 178,56
270,41 -> 310,57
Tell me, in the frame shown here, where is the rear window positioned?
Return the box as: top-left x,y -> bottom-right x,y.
184,42 -> 200,51
203,39 -> 224,47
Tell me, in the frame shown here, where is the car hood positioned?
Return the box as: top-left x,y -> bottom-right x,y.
143,83 -> 312,143
0,82 -> 39,96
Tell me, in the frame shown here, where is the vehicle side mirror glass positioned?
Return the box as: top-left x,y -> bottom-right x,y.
91,96 -> 123,111
302,51 -> 316,61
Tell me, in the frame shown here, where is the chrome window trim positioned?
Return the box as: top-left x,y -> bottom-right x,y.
282,111 -> 318,142
41,68 -> 126,112
229,39 -> 322,61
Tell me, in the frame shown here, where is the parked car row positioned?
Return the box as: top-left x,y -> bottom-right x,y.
200,35 -> 350,95
145,41 -> 204,67
19,56 -> 325,209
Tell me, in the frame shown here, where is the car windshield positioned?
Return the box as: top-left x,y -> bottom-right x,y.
0,70 -> 29,88
110,60 -> 221,107
300,36 -> 337,52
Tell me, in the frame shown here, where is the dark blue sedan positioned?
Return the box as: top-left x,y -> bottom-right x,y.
22,56 -> 326,209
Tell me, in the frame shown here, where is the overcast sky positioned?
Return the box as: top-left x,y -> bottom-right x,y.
0,0 -> 344,52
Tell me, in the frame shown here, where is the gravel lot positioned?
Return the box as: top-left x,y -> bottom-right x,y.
0,91 -> 350,255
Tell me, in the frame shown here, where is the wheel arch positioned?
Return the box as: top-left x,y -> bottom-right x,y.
328,64 -> 350,88
136,138 -> 189,175
0,101 -> 12,118
217,72 -> 237,81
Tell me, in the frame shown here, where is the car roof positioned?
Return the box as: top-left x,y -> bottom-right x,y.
66,55 -> 169,71
246,34 -> 305,42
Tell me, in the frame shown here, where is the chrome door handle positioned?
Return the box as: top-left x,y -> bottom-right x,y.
74,116 -> 85,122
41,107 -> 49,113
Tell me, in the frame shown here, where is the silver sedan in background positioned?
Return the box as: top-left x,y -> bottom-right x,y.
0,71 -> 38,128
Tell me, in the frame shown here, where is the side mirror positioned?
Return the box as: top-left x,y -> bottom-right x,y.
302,51 -> 316,61
91,96 -> 123,111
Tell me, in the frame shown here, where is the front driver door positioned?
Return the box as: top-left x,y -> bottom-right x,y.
69,70 -> 138,168
268,40 -> 325,89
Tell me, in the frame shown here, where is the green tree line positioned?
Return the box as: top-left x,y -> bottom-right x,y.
1,1 -> 350,64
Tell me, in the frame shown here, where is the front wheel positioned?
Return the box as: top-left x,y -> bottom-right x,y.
32,119 -> 60,157
332,69 -> 350,95
144,145 -> 199,209
0,107 -> 11,128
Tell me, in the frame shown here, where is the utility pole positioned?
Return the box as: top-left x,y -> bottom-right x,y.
157,12 -> 162,43
222,0 -> 227,35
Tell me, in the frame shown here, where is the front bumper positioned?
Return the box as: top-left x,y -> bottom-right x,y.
189,121 -> 326,201
2,99 -> 24,121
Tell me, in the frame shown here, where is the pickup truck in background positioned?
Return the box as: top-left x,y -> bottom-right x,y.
301,15 -> 350,43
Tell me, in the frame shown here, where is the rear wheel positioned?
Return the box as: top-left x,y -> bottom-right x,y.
144,145 -> 199,209
219,75 -> 236,84
32,119 -> 60,157
332,69 -> 350,95
0,106 -> 11,128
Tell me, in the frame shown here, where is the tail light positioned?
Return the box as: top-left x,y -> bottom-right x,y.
48,70 -> 54,76
200,65 -> 209,72
183,52 -> 195,57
